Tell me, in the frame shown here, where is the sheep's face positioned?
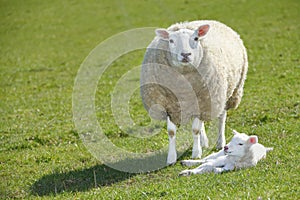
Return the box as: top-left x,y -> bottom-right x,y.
155,24 -> 210,68
224,130 -> 258,157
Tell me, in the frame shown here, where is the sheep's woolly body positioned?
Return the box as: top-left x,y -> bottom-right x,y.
141,20 -> 248,124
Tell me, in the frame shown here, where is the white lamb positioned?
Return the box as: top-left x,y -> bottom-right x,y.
140,20 -> 248,165
179,130 -> 273,176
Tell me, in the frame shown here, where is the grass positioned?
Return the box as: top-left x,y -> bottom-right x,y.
1,0 -> 299,199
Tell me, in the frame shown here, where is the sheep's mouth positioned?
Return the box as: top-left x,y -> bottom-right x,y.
181,58 -> 190,63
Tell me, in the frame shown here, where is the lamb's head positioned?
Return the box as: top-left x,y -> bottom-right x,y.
155,24 -> 210,68
224,130 -> 258,157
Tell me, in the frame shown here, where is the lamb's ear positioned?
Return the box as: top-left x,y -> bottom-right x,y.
232,130 -> 239,135
155,29 -> 169,39
197,24 -> 210,38
248,135 -> 258,144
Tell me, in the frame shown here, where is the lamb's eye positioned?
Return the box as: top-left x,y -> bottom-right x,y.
194,37 -> 199,41
169,39 -> 174,43
238,143 -> 243,146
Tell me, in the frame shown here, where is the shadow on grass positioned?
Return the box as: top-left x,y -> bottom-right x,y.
30,147 -> 194,196
30,149 -> 171,196
30,164 -> 133,196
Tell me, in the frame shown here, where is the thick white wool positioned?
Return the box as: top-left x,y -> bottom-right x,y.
179,131 -> 273,175
141,20 -> 248,125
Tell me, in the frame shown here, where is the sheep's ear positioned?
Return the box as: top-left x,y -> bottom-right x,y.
197,24 -> 210,38
232,130 -> 239,135
155,29 -> 169,39
248,136 -> 258,144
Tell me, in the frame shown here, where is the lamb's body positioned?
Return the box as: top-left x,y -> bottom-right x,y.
140,20 -> 248,164
180,131 -> 273,175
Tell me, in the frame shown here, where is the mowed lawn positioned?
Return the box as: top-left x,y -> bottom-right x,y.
1,0 -> 299,199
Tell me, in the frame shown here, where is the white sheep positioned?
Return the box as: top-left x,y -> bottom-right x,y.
179,130 -> 273,175
140,20 -> 248,165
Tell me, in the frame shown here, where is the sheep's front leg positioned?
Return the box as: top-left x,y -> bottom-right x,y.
167,117 -> 177,165
191,118 -> 208,158
216,111 -> 227,149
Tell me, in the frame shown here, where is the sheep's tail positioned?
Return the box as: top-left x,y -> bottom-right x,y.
265,147 -> 274,152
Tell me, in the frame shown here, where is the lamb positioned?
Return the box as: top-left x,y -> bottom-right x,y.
140,20 -> 248,165
179,130 -> 273,176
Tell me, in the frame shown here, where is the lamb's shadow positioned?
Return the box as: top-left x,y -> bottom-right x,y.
30,164 -> 133,196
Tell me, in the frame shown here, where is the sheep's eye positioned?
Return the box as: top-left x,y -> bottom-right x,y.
194,37 -> 199,41
169,39 -> 174,43
238,143 -> 243,146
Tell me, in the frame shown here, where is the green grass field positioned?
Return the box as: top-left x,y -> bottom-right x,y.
1,0 -> 299,199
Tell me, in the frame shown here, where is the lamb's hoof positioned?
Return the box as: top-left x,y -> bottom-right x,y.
180,160 -> 192,167
180,160 -> 187,166
179,170 -> 193,177
180,160 -> 188,166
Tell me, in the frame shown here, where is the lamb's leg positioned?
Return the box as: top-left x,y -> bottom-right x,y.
212,163 -> 235,174
191,118 -> 206,158
180,166 -> 226,176
182,147 -> 226,166
180,159 -> 204,167
167,117 -> 177,165
180,156 -> 228,176
179,163 -> 215,176
216,111 -> 227,149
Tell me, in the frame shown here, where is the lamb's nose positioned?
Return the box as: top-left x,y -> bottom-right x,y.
181,53 -> 191,57
224,146 -> 228,151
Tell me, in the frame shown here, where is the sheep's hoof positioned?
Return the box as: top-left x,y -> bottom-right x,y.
216,140 -> 226,150
167,161 -> 176,166
191,151 -> 202,159
216,146 -> 224,150
167,153 -> 177,166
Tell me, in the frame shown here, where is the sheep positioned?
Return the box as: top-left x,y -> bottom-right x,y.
179,130 -> 273,176
140,20 -> 248,165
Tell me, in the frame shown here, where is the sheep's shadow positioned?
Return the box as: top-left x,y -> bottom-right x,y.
30,148 -> 178,196
30,164 -> 133,196
30,147 -> 194,196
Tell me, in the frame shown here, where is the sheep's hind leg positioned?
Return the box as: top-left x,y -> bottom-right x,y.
167,117 -> 177,165
216,111 -> 227,149
191,118 -> 208,158
200,121 -> 208,148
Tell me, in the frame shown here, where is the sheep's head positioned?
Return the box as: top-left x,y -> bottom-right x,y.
155,24 -> 210,68
223,130 -> 258,157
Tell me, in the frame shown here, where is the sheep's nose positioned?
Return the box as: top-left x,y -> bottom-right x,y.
181,52 -> 191,57
224,146 -> 228,151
